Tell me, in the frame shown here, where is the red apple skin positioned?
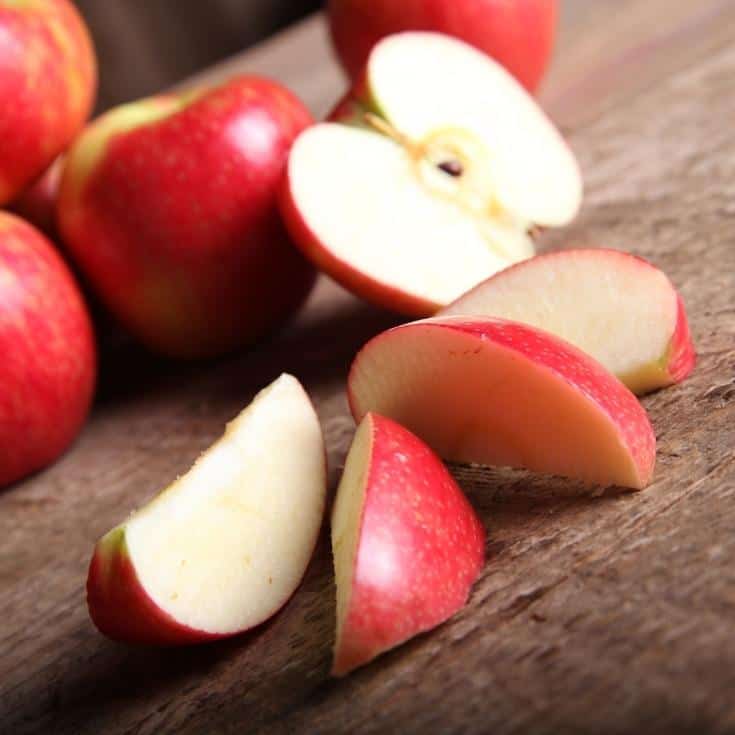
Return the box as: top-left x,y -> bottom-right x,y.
327,0 -> 557,92
10,156 -> 63,238
668,294 -> 696,385
86,529 -> 227,646
0,0 -> 96,205
279,175 -> 438,317
334,413 -> 485,676
58,77 -> 317,359
348,318 -> 656,489
0,212 -> 96,487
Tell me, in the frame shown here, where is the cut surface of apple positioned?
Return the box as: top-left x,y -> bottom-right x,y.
332,413 -> 485,676
281,32 -> 582,315
349,318 -> 656,490
87,374 -> 326,644
441,248 -> 695,394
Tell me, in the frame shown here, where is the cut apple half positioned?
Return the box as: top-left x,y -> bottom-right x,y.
441,248 -> 695,394
281,32 -> 582,315
332,413 -> 485,676
349,318 -> 656,490
87,374 -> 327,645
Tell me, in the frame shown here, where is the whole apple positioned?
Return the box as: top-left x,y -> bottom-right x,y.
57,77 -> 317,359
0,212 -> 96,488
328,0 -> 557,92
0,0 -> 96,205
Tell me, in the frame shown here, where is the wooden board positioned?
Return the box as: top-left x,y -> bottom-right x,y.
2,2 -> 735,732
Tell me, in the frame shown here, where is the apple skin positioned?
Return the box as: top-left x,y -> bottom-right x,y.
333,413 -> 485,676
0,0 -> 96,205
348,317 -> 656,489
0,212 -> 96,488
87,527 -> 227,646
667,294 -> 696,385
58,77 -> 317,359
327,0 -> 557,92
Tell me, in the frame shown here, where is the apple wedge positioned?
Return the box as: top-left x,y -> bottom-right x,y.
349,318 -> 656,490
332,413 -> 484,676
281,32 -> 582,316
87,374 -> 326,645
441,248 -> 695,394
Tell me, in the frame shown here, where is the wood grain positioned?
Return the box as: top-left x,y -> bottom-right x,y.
2,1 -> 735,733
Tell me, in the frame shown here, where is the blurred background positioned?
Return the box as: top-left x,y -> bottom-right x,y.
73,0 -> 322,111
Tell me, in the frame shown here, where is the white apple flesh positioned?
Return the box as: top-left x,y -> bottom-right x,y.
87,374 -> 326,644
349,318 -> 656,490
282,32 -> 582,315
441,248 -> 695,394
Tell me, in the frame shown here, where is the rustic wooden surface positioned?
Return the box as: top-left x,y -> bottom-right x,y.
2,2 -> 735,733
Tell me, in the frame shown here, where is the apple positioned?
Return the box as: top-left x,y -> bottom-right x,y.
348,317 -> 656,490
328,0 -> 557,92
58,76 -> 317,359
281,32 -> 582,316
0,212 -> 96,488
10,156 -> 63,238
0,0 -> 96,205
331,412 -> 484,676
87,374 -> 327,645
441,248 -> 695,394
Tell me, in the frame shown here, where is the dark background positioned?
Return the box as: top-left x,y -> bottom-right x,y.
73,0 -> 323,111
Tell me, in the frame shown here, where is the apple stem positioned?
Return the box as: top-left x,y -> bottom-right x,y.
363,113 -> 420,155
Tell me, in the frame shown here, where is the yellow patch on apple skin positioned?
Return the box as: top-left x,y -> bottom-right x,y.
95,525 -> 128,567
618,354 -> 671,395
1,0 -> 44,9
62,97 -> 181,204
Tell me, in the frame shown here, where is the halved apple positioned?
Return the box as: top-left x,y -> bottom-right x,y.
87,374 -> 326,645
441,248 -> 695,394
281,32 -> 582,315
349,318 -> 656,490
332,413 -> 485,676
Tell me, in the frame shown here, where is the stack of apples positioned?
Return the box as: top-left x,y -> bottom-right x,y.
1,1 -> 696,676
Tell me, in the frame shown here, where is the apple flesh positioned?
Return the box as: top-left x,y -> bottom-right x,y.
281,32 -> 582,315
328,0 -> 557,93
0,0 -> 96,204
87,374 -> 326,645
349,317 -> 656,490
442,248 -> 695,394
332,413 -> 484,676
0,212 -> 96,487
58,77 -> 317,359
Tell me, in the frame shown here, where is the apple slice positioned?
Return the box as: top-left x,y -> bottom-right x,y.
349,318 -> 656,490
281,32 -> 582,316
441,249 -> 695,394
87,374 -> 326,645
332,413 -> 485,676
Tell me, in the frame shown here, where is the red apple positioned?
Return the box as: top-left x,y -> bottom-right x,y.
0,0 -> 96,205
57,77 -> 317,359
87,374 -> 327,645
281,32 -> 581,316
442,248 -> 695,394
332,412 -> 484,675
349,317 -> 656,490
0,212 -> 96,487
328,0 -> 557,92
